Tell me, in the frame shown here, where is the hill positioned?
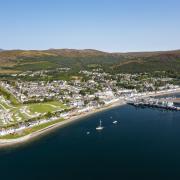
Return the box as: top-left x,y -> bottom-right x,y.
0,49 -> 180,74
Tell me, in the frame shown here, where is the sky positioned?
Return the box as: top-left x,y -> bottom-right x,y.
0,0 -> 180,52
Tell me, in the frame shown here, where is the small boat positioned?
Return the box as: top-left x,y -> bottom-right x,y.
96,120 -> 104,131
113,121 -> 118,124
86,131 -> 90,135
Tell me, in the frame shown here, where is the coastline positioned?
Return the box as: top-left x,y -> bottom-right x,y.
0,88 -> 180,147
0,99 -> 126,147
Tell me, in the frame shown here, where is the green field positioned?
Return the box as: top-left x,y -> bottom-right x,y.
28,102 -> 66,114
0,86 -> 20,105
0,94 -> 67,127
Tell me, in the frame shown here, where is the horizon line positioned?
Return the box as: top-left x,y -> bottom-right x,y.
1,48 -> 180,54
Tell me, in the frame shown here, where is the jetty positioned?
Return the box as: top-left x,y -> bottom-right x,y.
128,97 -> 180,111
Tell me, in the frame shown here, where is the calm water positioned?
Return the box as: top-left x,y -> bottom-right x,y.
0,104 -> 180,180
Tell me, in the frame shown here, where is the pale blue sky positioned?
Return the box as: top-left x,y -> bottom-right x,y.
0,0 -> 180,52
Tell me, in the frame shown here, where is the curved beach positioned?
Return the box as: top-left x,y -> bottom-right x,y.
1,88 -> 180,147
0,99 -> 126,147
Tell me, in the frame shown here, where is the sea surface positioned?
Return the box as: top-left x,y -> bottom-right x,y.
0,94 -> 180,180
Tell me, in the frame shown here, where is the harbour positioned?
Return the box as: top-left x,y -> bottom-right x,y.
0,93 -> 180,179
128,97 -> 180,111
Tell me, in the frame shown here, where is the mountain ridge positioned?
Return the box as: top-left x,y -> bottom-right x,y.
0,49 -> 180,74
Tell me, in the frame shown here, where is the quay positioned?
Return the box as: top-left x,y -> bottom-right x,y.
128,97 -> 180,111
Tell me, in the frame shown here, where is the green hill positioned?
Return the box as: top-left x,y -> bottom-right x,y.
0,49 -> 180,74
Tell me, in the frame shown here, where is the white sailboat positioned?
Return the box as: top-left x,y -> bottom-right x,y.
113,120 -> 118,124
96,120 -> 104,130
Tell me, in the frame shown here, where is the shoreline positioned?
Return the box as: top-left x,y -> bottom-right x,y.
0,99 -> 126,147
0,89 -> 180,147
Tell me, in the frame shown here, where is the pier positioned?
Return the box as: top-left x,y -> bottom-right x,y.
128,97 -> 180,111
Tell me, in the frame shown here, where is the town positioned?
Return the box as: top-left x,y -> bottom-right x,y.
0,68 -> 180,138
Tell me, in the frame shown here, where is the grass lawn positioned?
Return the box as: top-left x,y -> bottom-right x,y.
0,86 -> 20,105
0,118 -> 64,139
0,97 -> 68,126
27,101 -> 67,114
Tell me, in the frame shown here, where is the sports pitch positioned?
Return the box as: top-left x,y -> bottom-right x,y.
0,95 -> 67,126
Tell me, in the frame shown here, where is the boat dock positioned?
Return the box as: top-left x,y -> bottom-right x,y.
128,97 -> 180,111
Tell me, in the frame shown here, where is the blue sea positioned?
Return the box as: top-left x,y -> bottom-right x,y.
0,94 -> 180,180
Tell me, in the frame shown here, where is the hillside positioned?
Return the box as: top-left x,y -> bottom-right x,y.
0,49 -> 180,74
